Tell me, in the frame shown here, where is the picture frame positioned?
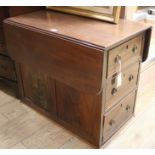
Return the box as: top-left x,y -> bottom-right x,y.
47,6 -> 121,24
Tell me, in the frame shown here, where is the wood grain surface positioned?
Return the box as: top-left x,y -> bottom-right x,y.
4,10 -> 151,51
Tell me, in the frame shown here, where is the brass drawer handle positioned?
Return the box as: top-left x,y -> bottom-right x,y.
132,45 -> 138,53
126,105 -> 131,111
129,75 -> 134,82
114,55 -> 121,63
109,120 -> 115,126
111,88 -> 117,95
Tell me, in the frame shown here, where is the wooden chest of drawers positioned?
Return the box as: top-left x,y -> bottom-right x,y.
4,10 -> 152,148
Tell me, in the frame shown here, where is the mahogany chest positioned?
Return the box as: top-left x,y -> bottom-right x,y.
4,10 -> 152,148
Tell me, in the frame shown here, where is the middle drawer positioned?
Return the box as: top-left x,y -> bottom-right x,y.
105,61 -> 140,110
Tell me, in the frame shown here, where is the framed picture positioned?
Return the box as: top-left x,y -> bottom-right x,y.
47,6 -> 121,24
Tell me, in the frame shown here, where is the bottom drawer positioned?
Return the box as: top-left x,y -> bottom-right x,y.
0,55 -> 17,81
103,90 -> 136,142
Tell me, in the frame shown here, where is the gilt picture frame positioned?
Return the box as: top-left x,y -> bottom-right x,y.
47,6 -> 121,24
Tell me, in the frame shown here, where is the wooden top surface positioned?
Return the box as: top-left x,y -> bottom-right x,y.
4,10 -> 152,50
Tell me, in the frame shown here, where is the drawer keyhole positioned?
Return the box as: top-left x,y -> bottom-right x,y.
126,105 -> 131,111
111,88 -> 117,95
129,75 -> 134,82
109,120 -> 115,126
132,45 -> 138,53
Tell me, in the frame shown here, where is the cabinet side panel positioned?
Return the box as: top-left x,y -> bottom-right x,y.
56,81 -> 102,146
4,22 -> 104,94
20,65 -> 57,115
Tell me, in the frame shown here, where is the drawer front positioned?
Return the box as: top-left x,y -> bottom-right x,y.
0,55 -> 16,81
103,91 -> 136,142
105,61 -> 140,110
107,34 -> 143,78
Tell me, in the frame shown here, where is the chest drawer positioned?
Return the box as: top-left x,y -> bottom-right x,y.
103,91 -> 136,142
0,55 -> 16,81
107,34 -> 144,78
105,61 -> 140,110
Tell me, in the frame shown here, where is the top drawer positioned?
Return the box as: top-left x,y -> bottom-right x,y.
107,34 -> 144,78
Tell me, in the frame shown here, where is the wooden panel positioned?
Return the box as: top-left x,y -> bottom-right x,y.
107,34 -> 143,78
4,23 -> 103,94
20,65 -> 56,115
0,55 -> 16,81
105,61 -> 140,110
0,7 -> 5,26
0,7 -> 6,54
0,28 -> 5,54
103,91 -> 136,142
56,81 -> 102,145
